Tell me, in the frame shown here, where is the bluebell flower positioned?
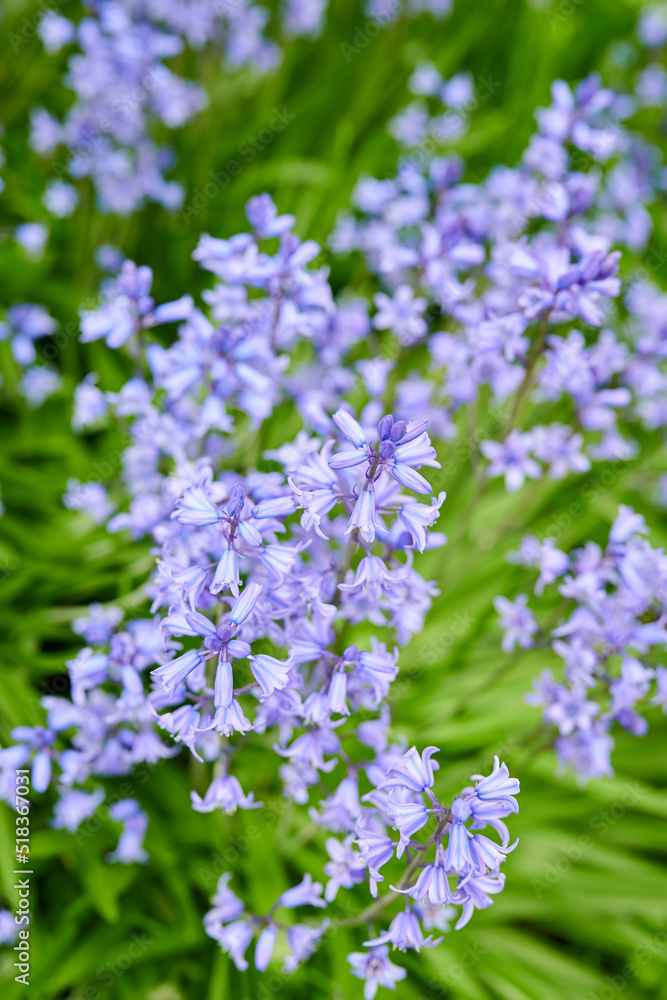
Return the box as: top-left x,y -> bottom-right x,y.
172,482 -> 221,526
283,921 -> 330,973
250,654 -> 293,698
209,874 -> 245,924
191,776 -> 262,814
42,179 -> 78,217
15,223 -> 48,258
279,873 -> 326,909
324,835 -> 366,901
364,907 -> 443,951
393,844 -> 461,904
255,926 -> 277,971
347,945 -> 407,998
246,194 -> 295,238
37,11 -> 75,52
205,699 -> 254,738
443,796 -> 473,871
493,595 -> 538,652
387,798 -> 430,857
51,789 -> 105,833
151,649 -> 208,697
230,581 -> 263,625
310,776 -> 361,833
481,431 -> 542,493
0,303 -> 56,365
72,604 -> 124,646
5,737 -> 49,796
347,489 -> 378,544
355,822 -> 395,897
455,873 -> 506,929
469,756 -> 521,806
507,536 -> 570,595
218,919 -> 253,971
107,799 -> 149,864
71,374 -> 108,431
373,285 -> 428,345
379,745 -> 440,794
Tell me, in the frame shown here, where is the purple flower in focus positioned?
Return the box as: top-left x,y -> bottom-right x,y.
347,945 -> 407,999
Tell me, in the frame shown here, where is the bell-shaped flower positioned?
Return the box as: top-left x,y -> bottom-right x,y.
191,775 -> 261,814
364,907 -> 443,951
379,745 -> 440,794
387,797 -> 429,858
279,873 -> 326,909
219,919 -> 253,971
172,483 -> 220,526
250,654 -> 293,698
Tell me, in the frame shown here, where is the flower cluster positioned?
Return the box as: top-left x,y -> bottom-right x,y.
4,2 -> 667,988
333,63 -> 667,485
201,747 -> 520,984
33,0 -> 331,213
388,63 -> 475,149
0,193 -> 516,988
496,506 -> 667,780
32,0 -> 453,214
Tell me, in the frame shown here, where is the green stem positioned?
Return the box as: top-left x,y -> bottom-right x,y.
338,816 -> 449,928
500,317 -> 549,440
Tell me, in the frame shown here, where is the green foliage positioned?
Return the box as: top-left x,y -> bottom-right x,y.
1,0 -> 666,997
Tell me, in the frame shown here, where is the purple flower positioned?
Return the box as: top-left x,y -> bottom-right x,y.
373,285 -> 428,345
255,926 -> 277,971
388,798 -> 430,857
392,847 -> 460,905
107,799 -> 149,864
204,875 -> 245,938
470,756 -> 521,808
347,946 -> 407,999
380,745 -> 440,794
481,432 -> 541,493
250,655 -> 293,698
191,775 -> 262,814
72,604 -> 124,645
356,822 -> 396,897
51,789 -> 104,833
455,873 -> 506,929
493,595 -> 538,652
0,303 -> 56,365
42,180 -> 79,218
364,907 -> 443,951
218,920 -> 253,971
279,873 -> 326,909
283,921 -> 330,973
508,536 -> 570,595
543,686 -> 599,736
15,223 -> 48,258
324,835 -> 367,900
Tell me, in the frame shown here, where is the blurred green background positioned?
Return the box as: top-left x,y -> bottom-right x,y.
1,0 -> 667,997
